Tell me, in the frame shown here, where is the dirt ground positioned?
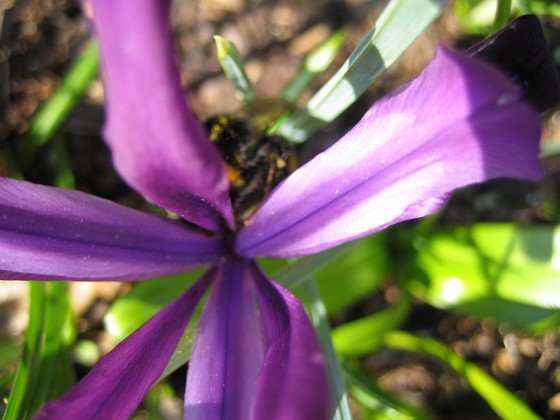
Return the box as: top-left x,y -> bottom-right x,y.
1,0 -> 560,418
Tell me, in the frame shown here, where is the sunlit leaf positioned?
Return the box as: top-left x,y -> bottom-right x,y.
408,224 -> 560,331
104,268 -> 205,342
281,30 -> 345,105
315,232 -> 389,315
332,295 -> 410,356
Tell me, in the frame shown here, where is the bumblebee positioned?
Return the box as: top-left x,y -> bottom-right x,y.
204,99 -> 296,226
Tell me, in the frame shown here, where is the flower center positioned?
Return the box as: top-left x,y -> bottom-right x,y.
205,101 -> 296,227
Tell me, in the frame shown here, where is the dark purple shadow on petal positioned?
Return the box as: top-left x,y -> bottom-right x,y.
91,0 -> 233,231
251,263 -> 328,420
35,267 -> 216,420
0,178 -> 223,281
184,257 -> 264,420
236,48 -> 542,258
467,14 -> 560,113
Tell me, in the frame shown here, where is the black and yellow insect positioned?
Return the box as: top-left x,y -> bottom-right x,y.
204,99 -> 296,226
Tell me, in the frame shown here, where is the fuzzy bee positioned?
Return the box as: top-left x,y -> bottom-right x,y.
204,99 -> 296,226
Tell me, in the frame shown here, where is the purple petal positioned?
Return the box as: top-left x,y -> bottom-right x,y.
185,258 -> 265,420
184,259 -> 328,420
467,14 -> 560,114
0,178 -> 223,281
251,263 -> 328,420
36,269 -> 215,420
91,0 -> 233,231
236,47 -> 542,258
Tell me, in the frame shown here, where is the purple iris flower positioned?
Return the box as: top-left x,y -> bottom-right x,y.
0,1 -> 554,418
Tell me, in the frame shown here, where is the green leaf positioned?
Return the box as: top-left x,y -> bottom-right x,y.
272,0 -> 448,142
297,278 -> 352,420
105,269 -> 205,342
315,232 -> 389,315
408,224 -> 560,331
493,0 -> 512,32
28,282 -> 75,411
384,331 -> 540,420
19,41 -> 99,167
3,283 -> 46,420
4,282 -> 75,420
454,0 -> 503,34
214,36 -> 255,103
53,136 -> 76,189
281,30 -> 345,105
158,322 -> 198,380
105,271 -> 208,381
332,295 -> 411,356
0,340 -> 20,369
271,242 -> 356,289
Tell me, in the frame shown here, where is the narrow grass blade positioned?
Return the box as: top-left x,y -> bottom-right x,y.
3,282 -> 76,420
297,277 -> 352,420
273,0 -> 448,142
3,283 -> 47,420
493,0 -> 512,32
384,331 -> 540,420
271,242 -> 354,289
19,41 -> 99,166
315,232 -> 389,316
53,136 -> 76,189
28,282 -> 76,413
214,36 -> 255,103
281,30 -> 345,105
332,295 -> 411,356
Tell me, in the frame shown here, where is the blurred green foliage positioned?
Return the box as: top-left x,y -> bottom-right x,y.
455,0 -> 560,34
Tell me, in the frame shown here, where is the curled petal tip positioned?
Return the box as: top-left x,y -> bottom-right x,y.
467,14 -> 560,114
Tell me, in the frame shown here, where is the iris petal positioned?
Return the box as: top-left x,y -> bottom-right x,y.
184,258 -> 264,420
36,269 -> 215,419
0,178 -> 223,281
251,263 -> 328,420
184,259 -> 328,420
91,0 -> 233,231
236,48 -> 542,258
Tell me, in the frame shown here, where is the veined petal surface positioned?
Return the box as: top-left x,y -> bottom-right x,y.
92,0 -> 233,231
36,269 -> 214,420
184,259 -> 328,420
251,263 -> 328,420
0,179 -> 223,281
185,258 -> 264,420
237,48 -> 542,258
